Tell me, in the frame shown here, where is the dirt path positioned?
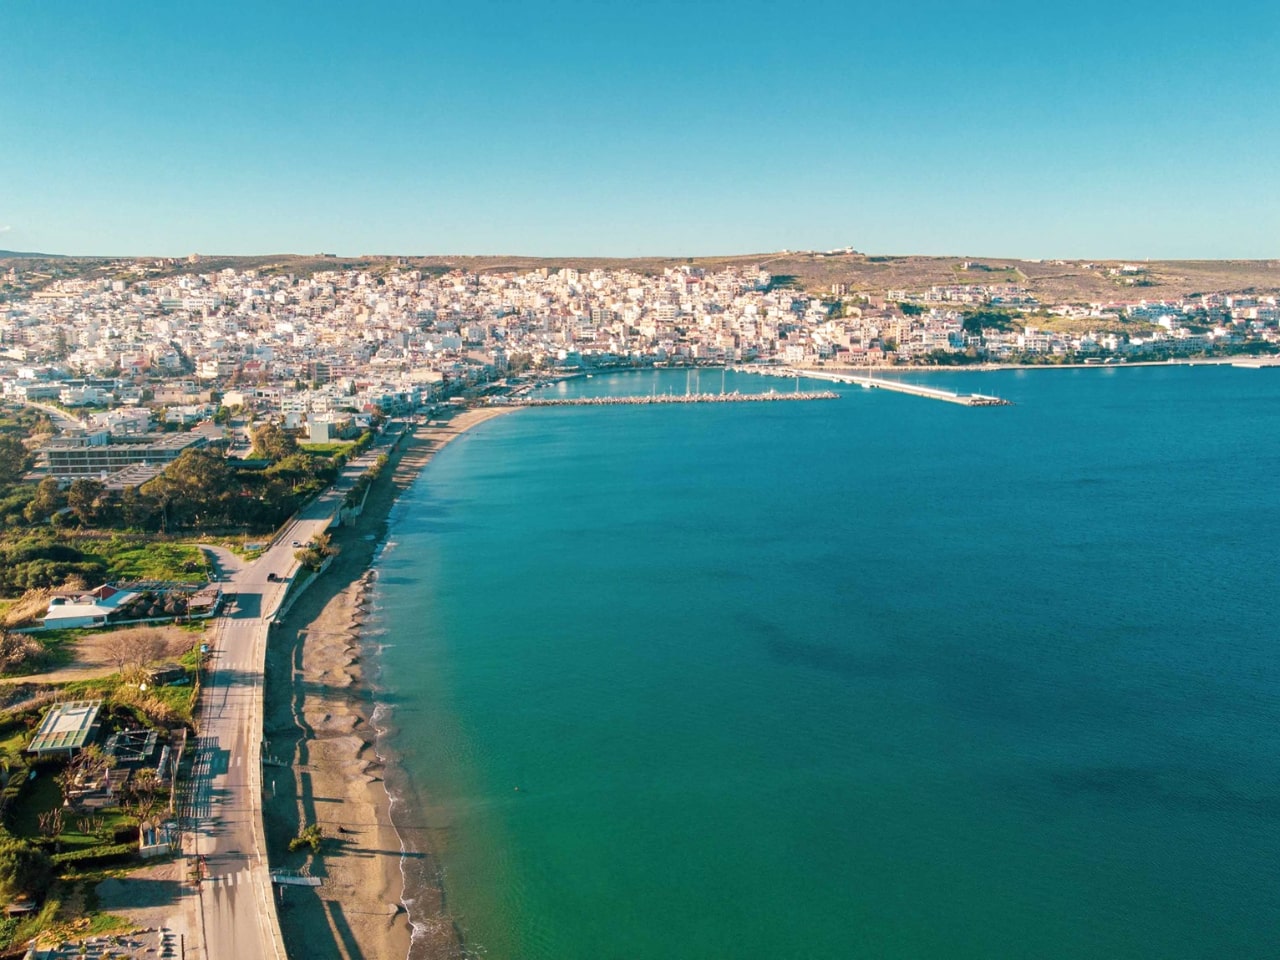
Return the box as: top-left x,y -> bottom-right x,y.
2,623 -> 203,685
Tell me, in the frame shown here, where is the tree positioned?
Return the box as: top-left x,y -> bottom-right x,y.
143,449 -> 235,530
102,631 -> 137,671
251,422 -> 298,461
295,531 -> 338,570
104,628 -> 174,672
0,839 -> 53,902
36,807 -> 64,841
126,767 -> 161,818
54,745 -> 114,814
134,629 -> 171,665
22,477 -> 65,524
289,822 -> 324,853
119,486 -> 155,530
66,478 -> 105,525
0,436 -> 33,488
962,309 -> 1017,336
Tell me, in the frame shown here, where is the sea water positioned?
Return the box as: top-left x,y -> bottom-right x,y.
373,365 -> 1280,959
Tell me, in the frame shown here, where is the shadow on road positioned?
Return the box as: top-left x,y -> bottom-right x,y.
231,593 -> 263,619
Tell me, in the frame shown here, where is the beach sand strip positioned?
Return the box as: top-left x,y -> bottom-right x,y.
262,407 -> 514,960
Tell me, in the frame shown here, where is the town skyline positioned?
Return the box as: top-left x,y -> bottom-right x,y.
4,252 -> 1276,463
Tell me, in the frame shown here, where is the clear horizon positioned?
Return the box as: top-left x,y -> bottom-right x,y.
4,247 -> 1277,265
4,0 -> 1278,260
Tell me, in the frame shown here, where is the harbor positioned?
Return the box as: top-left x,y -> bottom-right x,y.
503,390 -> 839,407
730,365 -> 1014,406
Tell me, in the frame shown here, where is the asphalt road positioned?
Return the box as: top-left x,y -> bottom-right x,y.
16,398 -> 88,433
187,428 -> 405,959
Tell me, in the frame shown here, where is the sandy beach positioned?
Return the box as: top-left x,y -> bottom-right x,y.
262,406 -> 515,960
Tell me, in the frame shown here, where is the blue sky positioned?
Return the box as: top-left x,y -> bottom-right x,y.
2,1 -> 1277,258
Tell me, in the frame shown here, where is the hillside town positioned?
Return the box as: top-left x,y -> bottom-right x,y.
2,258 -> 1278,484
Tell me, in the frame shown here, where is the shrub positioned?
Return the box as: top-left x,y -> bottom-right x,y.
0,631 -> 45,674
288,823 -> 323,853
0,839 -> 53,900
50,842 -> 135,867
0,590 -> 52,630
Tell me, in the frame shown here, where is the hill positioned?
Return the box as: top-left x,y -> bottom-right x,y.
5,251 -> 1279,301
0,250 -> 66,259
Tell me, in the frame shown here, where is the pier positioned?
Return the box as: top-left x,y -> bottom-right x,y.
1231,358 -> 1280,369
506,390 -> 839,407
730,366 -> 1013,406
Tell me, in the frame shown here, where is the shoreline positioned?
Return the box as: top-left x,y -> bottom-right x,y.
262,406 -> 517,960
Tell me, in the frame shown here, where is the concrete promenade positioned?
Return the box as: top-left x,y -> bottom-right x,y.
730,366 -> 1013,406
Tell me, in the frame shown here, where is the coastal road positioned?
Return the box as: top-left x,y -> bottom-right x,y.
14,398 -> 88,433
191,556 -> 289,960
187,426 -> 407,958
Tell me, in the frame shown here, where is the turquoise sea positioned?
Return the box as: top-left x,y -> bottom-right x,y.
371,365 -> 1280,960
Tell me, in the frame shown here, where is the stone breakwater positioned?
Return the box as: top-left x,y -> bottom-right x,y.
505,391 -> 840,407
729,366 -> 1014,406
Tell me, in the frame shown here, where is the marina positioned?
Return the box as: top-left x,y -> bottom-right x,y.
503,390 -> 839,407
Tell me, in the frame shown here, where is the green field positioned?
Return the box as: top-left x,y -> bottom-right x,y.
1031,315 -> 1163,336
0,724 -> 29,768
299,440 -> 357,458
951,265 -> 1023,283
6,776 -> 132,853
87,539 -> 207,583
